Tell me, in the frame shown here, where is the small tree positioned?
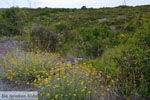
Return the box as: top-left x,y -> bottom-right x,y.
81,6 -> 87,10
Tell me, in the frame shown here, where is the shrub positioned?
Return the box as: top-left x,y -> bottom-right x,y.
91,21 -> 150,99
0,50 -> 60,82
91,43 -> 150,99
0,8 -> 29,35
29,26 -> 59,51
58,25 -> 126,58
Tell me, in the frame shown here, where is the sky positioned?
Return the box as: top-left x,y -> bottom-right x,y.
0,0 -> 150,8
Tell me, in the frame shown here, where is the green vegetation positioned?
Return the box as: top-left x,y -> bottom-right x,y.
0,5 -> 150,99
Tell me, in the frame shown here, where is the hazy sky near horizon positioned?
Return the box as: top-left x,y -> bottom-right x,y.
0,0 -> 150,8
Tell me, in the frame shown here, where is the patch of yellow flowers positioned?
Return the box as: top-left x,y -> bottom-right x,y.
0,50 -> 116,100
118,33 -> 127,38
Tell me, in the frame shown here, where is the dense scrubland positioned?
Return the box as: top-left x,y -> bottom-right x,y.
0,5 -> 150,100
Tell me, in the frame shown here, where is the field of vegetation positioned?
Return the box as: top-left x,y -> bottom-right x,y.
0,5 -> 150,100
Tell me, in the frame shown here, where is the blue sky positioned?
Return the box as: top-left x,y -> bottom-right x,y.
0,0 -> 150,8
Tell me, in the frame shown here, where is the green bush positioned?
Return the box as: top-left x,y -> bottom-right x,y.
0,8 -> 29,35
91,44 -> 149,99
58,25 -> 127,58
29,26 -> 59,51
91,21 -> 150,99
